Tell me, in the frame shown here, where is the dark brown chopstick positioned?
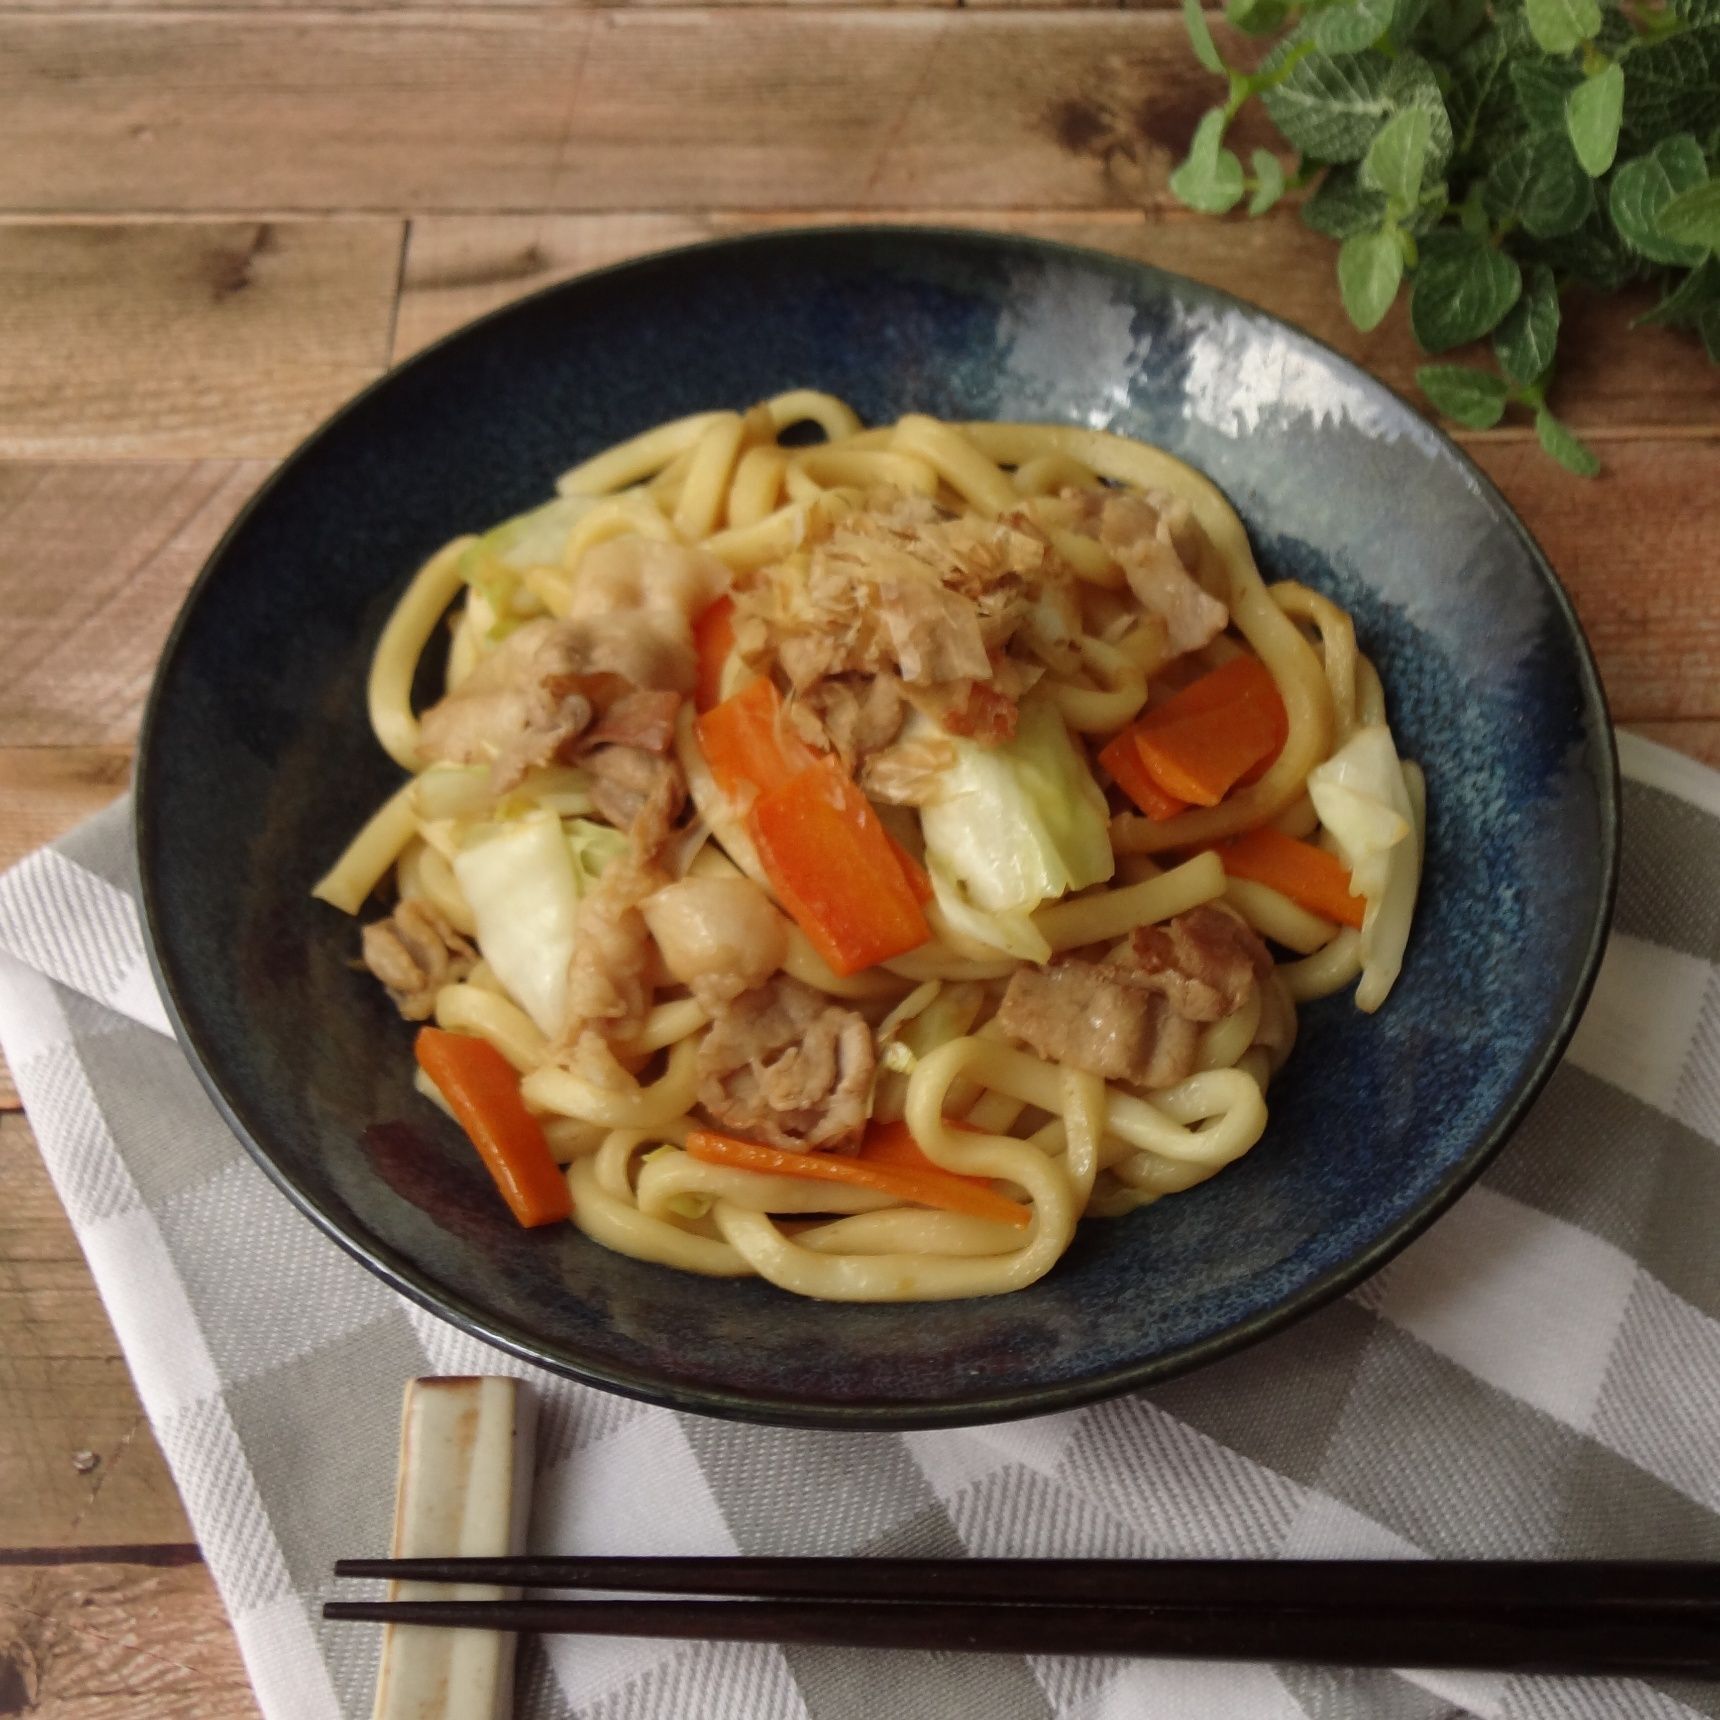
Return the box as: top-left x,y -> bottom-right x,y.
334,1555 -> 1719,1611
325,1560 -> 1720,1677
322,1593 -> 1719,1677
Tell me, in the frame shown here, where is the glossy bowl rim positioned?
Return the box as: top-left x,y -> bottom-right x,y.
135,223 -> 1621,1429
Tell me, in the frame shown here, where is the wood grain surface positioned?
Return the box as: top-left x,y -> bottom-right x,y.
1,3 -> 1715,1710
0,12 -> 1262,214
0,226 -> 402,459
0,1559 -> 256,1719
0,462 -> 271,741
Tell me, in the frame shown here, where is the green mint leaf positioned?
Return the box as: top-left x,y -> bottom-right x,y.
1263,50 -> 1393,163
1492,264 -> 1561,384
1248,150 -> 1288,214
1301,166 -> 1391,237
1566,63 -> 1625,176
1225,0 -> 1293,35
1511,60 -> 1586,134
1619,27 -> 1720,156
1535,408 -> 1601,477
1524,0 -> 1602,56
1523,158 -> 1597,239
1655,181 -> 1720,255
1360,107 -> 1433,205
1182,0 -> 1228,76
1170,110 -> 1247,213
1338,230 -> 1405,330
1410,233 -> 1523,350
1610,136 -> 1712,264
1315,0 -> 1398,55
1416,364 -> 1511,427
1382,53 -> 1456,177
1485,132 -> 1596,238
1526,214 -> 1644,293
1445,27 -> 1516,152
1668,0 -> 1720,20
1634,255 -> 1720,327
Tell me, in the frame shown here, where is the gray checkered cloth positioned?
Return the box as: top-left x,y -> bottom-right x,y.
2,730 -> 1717,1720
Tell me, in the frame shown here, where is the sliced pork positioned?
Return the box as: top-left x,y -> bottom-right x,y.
997,906 -> 1270,1088
696,975 -> 876,1150
562,751 -> 688,1044
417,537 -> 726,790
997,959 -> 1201,1089
417,619 -> 598,789
1124,906 -> 1273,1022
361,899 -> 475,1021
1070,490 -> 1228,657
583,746 -> 686,837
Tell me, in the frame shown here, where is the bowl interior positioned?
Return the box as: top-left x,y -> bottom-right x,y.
138,228 -> 1615,1427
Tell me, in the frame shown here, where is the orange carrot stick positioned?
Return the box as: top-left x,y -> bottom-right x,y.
1136,700 -> 1283,807
1098,727 -> 1188,821
696,679 -> 930,970
1133,660 -> 1288,807
748,757 -> 931,974
415,1028 -> 571,1228
687,1128 -> 1031,1230
1140,655 -> 1280,730
694,676 -> 817,802
1100,656 -> 1288,814
859,1118 -> 987,1185
1218,827 -> 1365,929
1159,658 -> 1286,787
691,594 -> 737,714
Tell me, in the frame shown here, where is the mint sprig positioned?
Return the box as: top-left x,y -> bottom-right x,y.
1168,0 -> 1720,474
1493,264 -> 1561,384
1566,61 -> 1624,175
1525,0 -> 1600,58
1414,364 -> 1510,426
1339,231 -> 1405,328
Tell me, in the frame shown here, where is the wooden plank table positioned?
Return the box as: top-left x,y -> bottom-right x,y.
0,5 -> 1715,1709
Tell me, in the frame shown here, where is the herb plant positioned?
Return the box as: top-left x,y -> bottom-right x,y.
1170,0 -> 1720,472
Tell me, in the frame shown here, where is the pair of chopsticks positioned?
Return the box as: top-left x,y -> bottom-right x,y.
325,1557 -> 1720,1676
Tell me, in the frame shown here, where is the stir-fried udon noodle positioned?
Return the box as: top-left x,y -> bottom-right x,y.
316,393 -> 1425,1302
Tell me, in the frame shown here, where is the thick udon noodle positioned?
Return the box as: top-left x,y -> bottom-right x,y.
317,395 -> 1425,1302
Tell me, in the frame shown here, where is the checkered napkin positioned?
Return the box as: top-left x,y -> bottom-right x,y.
2,731 -> 1717,1720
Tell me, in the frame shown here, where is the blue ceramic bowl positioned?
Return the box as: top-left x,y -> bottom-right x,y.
137,227 -> 1617,1428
